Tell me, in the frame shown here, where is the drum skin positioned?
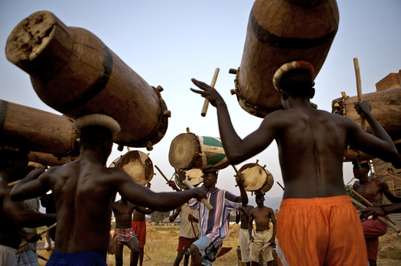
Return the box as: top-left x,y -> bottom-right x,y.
6,10 -> 169,148
238,163 -> 274,193
113,150 -> 154,186
0,99 -> 78,156
169,132 -> 228,170
233,0 -> 339,117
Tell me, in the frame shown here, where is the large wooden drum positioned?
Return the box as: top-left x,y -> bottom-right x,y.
237,163 -> 274,193
332,88 -> 401,161
111,150 -> 154,186
169,133 -> 229,170
175,168 -> 204,190
0,99 -> 78,156
332,88 -> 401,141
232,0 -> 339,117
28,151 -> 76,166
6,10 -> 169,149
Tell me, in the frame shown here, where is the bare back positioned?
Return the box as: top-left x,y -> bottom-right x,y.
46,160 -> 118,254
273,108 -> 348,198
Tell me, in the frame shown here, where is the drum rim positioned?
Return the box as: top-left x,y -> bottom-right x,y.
169,132 -> 201,170
114,150 -> 154,185
238,162 -> 273,192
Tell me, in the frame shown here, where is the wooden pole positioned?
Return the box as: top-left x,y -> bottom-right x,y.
201,68 -> 220,117
353,57 -> 366,129
350,188 -> 399,227
182,180 -> 213,210
351,198 -> 400,233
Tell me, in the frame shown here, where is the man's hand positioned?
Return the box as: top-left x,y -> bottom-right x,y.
167,180 -> 180,191
354,101 -> 372,119
169,215 -> 175,223
25,233 -> 42,243
193,186 -> 208,201
250,235 -> 254,242
360,206 -> 386,219
190,78 -> 225,107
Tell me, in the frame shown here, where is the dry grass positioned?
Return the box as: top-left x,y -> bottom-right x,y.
38,224 -> 401,265
105,223 -> 240,266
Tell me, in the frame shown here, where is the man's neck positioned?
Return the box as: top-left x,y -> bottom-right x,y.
80,149 -> 107,165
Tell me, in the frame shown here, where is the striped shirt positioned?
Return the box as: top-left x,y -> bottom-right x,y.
189,188 -> 241,242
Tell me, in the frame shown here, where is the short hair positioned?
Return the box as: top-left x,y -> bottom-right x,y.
352,160 -> 369,170
278,68 -> 315,98
79,125 -> 113,150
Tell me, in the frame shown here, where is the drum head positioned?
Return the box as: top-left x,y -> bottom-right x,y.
169,133 -> 200,170
238,163 -> 273,192
114,150 -> 154,186
175,168 -> 204,189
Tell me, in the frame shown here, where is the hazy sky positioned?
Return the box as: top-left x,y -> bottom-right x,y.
1,1 -> 400,203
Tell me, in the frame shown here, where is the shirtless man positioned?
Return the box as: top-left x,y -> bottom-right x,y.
191,60 -> 401,265
131,206 -> 153,266
248,192 -> 276,266
235,179 -> 252,266
0,148 -> 55,266
10,114 -> 206,265
111,197 -> 139,266
352,160 -> 401,266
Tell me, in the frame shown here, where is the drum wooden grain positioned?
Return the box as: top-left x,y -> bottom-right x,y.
6,10 -> 169,148
0,99 -> 78,156
234,0 -> 339,117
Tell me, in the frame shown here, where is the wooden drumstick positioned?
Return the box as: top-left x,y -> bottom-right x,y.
183,180 -> 213,210
201,68 -> 220,117
18,223 -> 57,251
353,57 -> 366,129
351,198 -> 401,233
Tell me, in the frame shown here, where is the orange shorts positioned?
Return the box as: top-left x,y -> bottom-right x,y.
277,195 -> 368,266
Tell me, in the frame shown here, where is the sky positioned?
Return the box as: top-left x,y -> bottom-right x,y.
0,0 -> 400,206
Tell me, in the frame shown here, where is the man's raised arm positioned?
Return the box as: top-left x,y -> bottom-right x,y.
115,170 -> 206,212
347,102 -> 401,168
191,78 -> 279,165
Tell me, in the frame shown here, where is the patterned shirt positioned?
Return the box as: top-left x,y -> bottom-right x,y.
189,188 -> 241,242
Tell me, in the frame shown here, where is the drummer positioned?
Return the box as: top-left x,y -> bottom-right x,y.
189,169 -> 248,266
191,60 -> 401,265
10,114 -> 207,266
111,196 -> 139,266
0,148 -> 55,266
248,191 -> 276,266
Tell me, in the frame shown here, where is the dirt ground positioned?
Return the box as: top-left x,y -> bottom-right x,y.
37,223 -> 401,265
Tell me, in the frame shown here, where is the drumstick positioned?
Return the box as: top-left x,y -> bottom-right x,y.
18,223 -> 57,251
8,180 -> 20,187
353,57 -> 366,129
276,181 -> 285,191
201,68 -> 220,117
350,188 -> 398,226
154,165 -> 180,191
182,180 -> 213,210
351,198 -> 401,233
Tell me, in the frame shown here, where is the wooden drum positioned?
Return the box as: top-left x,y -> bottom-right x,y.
332,88 -> 401,161
232,0 -> 339,117
0,99 -> 78,156
237,163 -> 274,193
112,150 -> 154,186
175,168 -> 204,190
6,10 -> 170,149
169,133 -> 229,170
